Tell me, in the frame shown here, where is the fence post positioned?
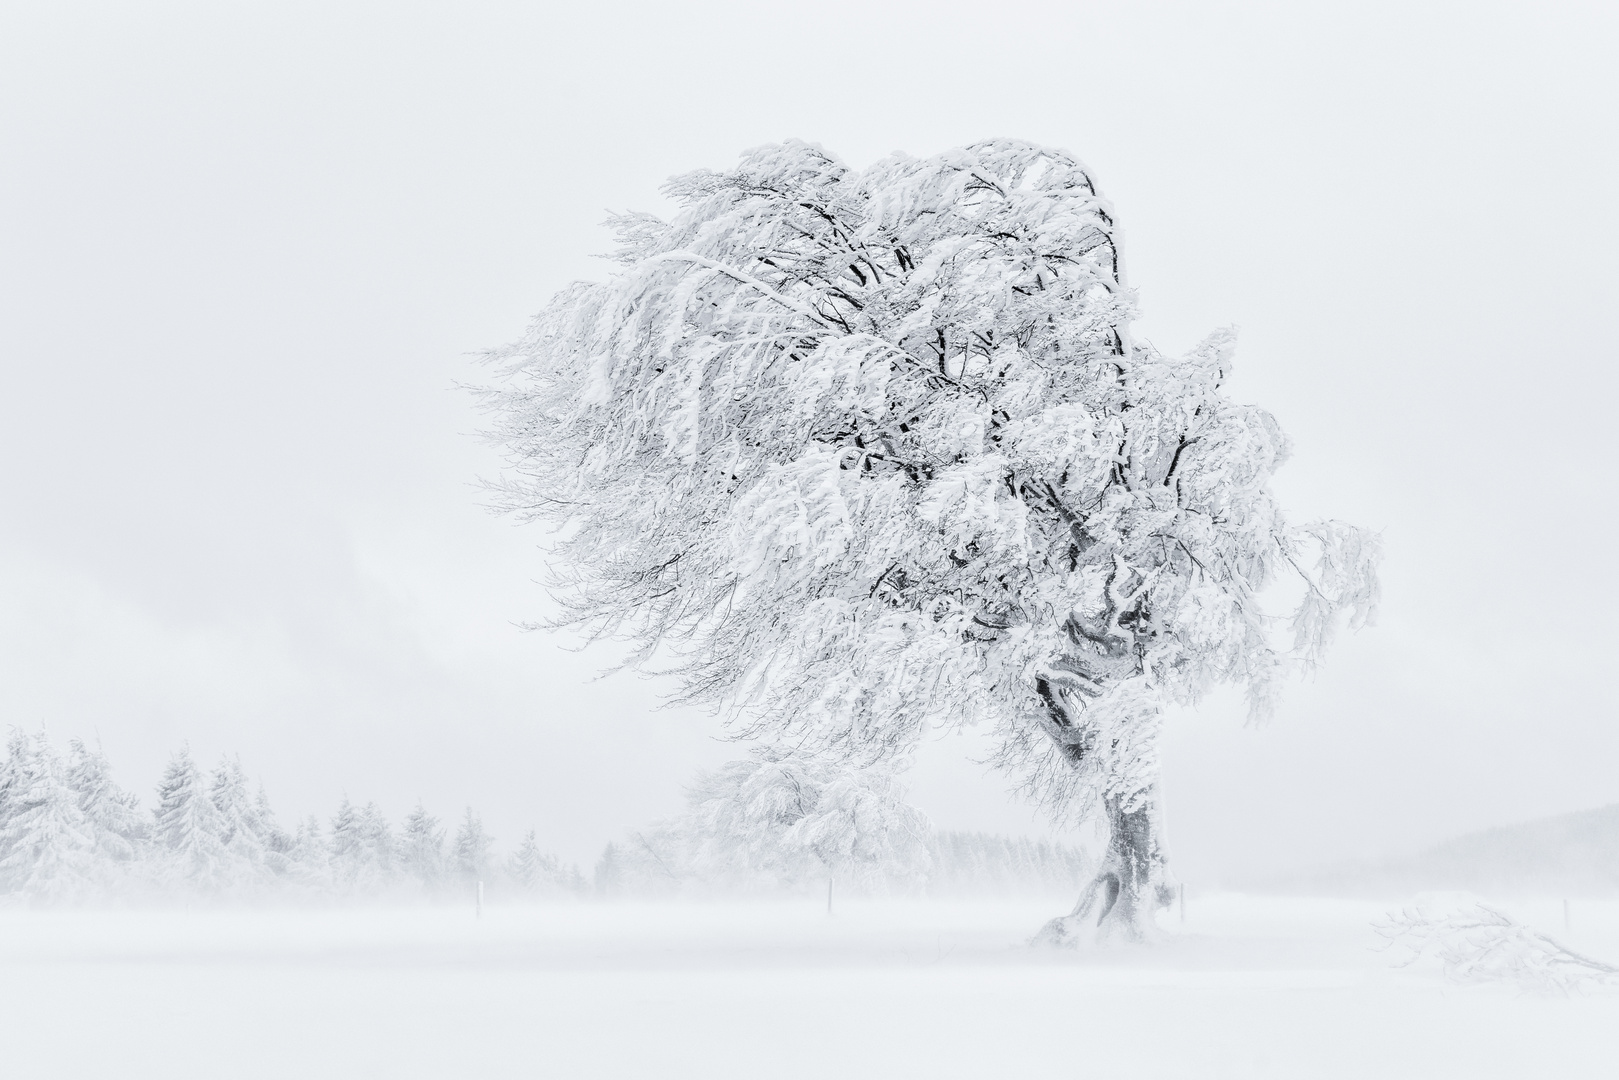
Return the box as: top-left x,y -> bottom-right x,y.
477,879 -> 484,921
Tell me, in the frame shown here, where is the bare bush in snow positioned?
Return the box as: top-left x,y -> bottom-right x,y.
1375,901 -> 1619,995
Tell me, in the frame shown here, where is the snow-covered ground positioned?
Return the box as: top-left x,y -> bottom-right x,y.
1,894 -> 1614,1078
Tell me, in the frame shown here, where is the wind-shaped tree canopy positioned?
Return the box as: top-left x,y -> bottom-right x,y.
485,140 -> 1378,878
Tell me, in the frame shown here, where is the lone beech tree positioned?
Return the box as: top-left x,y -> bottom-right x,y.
483,140 -> 1379,943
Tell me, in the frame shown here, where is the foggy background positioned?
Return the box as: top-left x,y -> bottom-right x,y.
1,0 -> 1613,885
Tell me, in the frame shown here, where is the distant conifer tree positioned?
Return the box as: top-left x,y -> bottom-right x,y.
209,757 -> 276,889
398,801 -> 445,891
507,828 -> 574,894
286,813 -> 330,892
0,733 -> 98,902
358,801 -> 396,885
152,746 -> 231,894
65,737 -> 146,863
452,807 -> 492,884
0,730 -> 34,861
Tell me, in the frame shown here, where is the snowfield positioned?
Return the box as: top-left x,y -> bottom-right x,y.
1,894 -> 1615,1079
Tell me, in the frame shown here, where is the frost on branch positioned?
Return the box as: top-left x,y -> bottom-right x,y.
483,139 -> 1380,941
1375,901 -> 1619,995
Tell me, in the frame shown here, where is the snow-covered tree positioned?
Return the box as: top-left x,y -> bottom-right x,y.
328,797 -> 364,891
507,828 -> 580,896
686,749 -> 932,894
508,829 -> 548,889
329,797 -> 396,894
593,826 -> 688,897
65,737 -> 147,864
398,801 -> 446,892
209,757 -> 279,888
593,842 -> 628,896
284,813 -> 331,893
257,785 -> 295,868
590,751 -> 931,897
357,802 -> 395,882
484,139 -> 1380,941
151,746 -> 233,894
452,807 -> 492,885
0,732 -> 98,903
0,730 -> 33,864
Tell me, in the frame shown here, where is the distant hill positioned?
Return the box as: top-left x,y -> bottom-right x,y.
1255,804 -> 1619,898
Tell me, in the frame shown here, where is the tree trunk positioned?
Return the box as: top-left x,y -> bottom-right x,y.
1033,788 -> 1173,947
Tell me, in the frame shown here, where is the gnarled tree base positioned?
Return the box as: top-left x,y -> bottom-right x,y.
1032,793 -> 1174,948
1032,870 -> 1175,947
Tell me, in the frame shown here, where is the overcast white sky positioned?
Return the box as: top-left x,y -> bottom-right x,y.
1,1 -> 1615,882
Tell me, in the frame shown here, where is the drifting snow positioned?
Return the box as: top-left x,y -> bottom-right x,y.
1,893 -> 1615,1079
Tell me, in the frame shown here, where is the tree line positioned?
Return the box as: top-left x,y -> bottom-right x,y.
0,730 -> 1089,906
0,730 -> 582,905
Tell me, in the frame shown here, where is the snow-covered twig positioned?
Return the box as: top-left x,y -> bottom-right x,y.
1374,901 -> 1619,995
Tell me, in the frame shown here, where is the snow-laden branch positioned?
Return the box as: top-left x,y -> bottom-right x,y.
1374,901 -> 1619,995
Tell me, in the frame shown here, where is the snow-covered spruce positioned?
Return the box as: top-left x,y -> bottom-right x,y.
452,807 -> 494,886
0,732 -> 99,903
482,139 -> 1380,943
329,796 -> 398,895
509,828 -> 587,895
399,801 -> 448,892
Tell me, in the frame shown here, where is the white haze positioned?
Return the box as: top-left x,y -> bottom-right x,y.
3,897 -> 1617,1077
1,0 -> 1616,886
